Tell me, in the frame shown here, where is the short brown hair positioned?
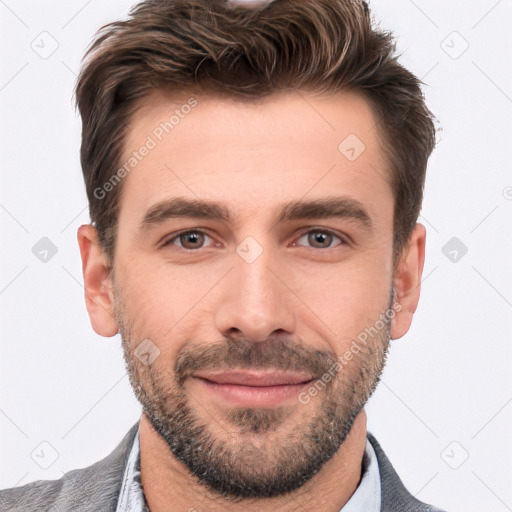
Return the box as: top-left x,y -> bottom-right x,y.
75,0 -> 436,267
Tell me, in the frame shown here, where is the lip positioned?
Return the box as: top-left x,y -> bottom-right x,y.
193,370 -> 315,386
192,370 -> 316,407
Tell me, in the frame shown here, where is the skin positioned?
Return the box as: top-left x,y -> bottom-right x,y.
77,89 -> 426,511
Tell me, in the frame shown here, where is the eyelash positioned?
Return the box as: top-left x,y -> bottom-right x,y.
161,228 -> 347,251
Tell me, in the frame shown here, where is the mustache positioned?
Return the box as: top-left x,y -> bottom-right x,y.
173,336 -> 339,387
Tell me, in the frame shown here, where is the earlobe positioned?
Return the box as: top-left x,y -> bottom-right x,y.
77,224 -> 119,337
390,223 -> 426,340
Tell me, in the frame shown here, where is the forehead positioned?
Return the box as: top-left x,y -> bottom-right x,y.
116,89 -> 391,230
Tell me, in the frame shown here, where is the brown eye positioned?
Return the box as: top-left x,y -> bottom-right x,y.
162,230 -> 212,250
295,229 -> 344,249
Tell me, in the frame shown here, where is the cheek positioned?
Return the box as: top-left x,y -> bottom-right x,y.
114,258 -> 173,337
116,256 -> 217,349
296,253 -> 392,341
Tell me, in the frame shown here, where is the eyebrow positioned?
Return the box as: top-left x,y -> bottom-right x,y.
139,195 -> 373,234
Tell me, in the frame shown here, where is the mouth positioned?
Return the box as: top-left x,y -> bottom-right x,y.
193,369 -> 316,386
191,370 -> 316,407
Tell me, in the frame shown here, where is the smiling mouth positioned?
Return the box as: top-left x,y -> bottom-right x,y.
192,370 -> 317,407
193,369 -> 316,386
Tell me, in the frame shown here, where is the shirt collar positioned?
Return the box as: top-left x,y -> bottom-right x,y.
341,437 -> 381,512
116,424 -> 381,512
116,423 -> 149,512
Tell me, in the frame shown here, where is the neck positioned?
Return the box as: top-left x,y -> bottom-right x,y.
139,409 -> 367,512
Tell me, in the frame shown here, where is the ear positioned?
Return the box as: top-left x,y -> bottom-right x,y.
77,224 -> 119,337
390,223 -> 426,340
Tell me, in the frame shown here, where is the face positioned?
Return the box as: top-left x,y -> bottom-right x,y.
80,89 -> 423,499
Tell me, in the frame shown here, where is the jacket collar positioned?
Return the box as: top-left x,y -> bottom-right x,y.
366,432 -> 445,512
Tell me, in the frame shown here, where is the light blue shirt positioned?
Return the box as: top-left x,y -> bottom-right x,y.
116,425 -> 381,512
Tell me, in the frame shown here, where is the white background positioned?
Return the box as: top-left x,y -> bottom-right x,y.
0,1 -> 511,511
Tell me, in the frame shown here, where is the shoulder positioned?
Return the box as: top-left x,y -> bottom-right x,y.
0,422 -> 139,512
367,431 -> 448,512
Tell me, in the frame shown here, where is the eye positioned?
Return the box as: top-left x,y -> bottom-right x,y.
161,230 -> 214,250
294,229 -> 345,249
161,228 -> 346,251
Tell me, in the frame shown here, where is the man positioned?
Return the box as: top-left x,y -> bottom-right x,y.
0,0 -> 447,510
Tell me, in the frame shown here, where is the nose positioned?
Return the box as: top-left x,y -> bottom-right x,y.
214,246 -> 297,343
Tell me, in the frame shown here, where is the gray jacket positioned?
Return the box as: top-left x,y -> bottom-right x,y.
0,422 -> 447,511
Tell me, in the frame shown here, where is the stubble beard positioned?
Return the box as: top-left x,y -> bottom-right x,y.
114,289 -> 392,500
